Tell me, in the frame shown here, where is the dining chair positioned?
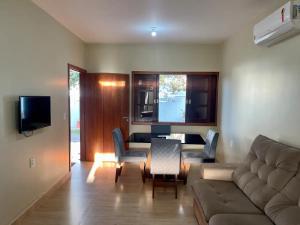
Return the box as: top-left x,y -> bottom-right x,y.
151,125 -> 171,134
181,129 -> 219,184
112,128 -> 148,183
150,138 -> 181,199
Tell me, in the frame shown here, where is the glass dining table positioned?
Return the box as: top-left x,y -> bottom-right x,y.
127,132 -> 206,145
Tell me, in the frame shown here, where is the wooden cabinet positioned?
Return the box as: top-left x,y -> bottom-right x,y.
186,75 -> 217,123
133,74 -> 159,122
132,72 -> 218,126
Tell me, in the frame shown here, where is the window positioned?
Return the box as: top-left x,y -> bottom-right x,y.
159,74 -> 187,123
132,72 -> 218,125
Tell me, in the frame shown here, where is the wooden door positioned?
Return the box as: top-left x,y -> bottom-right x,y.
81,73 -> 129,161
101,74 -> 129,154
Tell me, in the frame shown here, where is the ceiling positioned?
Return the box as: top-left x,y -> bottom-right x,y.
32,0 -> 280,44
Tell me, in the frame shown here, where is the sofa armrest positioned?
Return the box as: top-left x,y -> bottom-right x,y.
200,163 -> 239,181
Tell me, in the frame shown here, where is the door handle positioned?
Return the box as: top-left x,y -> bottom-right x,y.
122,117 -> 129,122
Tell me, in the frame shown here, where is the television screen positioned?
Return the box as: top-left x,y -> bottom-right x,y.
19,96 -> 51,133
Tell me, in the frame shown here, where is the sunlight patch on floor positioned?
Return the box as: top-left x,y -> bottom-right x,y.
86,152 -> 116,183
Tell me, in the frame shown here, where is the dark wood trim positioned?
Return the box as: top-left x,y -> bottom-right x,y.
131,71 -> 219,127
88,72 -> 129,76
191,185 -> 209,225
67,64 -> 87,170
68,64 -> 87,73
193,199 -> 208,225
132,71 -> 219,76
215,73 -> 219,126
79,70 -> 87,162
131,121 -> 217,126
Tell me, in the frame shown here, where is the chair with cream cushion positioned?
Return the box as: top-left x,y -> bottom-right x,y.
150,138 -> 181,199
112,128 -> 148,183
181,129 -> 219,184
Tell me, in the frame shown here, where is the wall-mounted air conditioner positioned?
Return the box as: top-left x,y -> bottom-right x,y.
254,1 -> 300,47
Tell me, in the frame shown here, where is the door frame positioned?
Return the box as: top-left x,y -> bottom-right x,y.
67,64 -> 87,170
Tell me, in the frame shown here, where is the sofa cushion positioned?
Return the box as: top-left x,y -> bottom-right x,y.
192,179 -> 262,221
209,214 -> 274,225
233,135 -> 300,210
265,170 -> 300,225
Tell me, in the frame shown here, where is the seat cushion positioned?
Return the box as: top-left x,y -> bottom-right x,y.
209,214 -> 274,225
192,179 -> 262,221
181,151 -> 207,164
233,135 -> 300,210
265,170 -> 300,225
120,150 -> 147,163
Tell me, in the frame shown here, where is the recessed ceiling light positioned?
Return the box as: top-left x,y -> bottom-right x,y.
151,27 -> 157,37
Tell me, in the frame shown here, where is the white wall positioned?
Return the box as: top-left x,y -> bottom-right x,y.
0,1 -> 84,225
5,1 -> 298,224
219,5 -> 300,162
85,43 -> 222,135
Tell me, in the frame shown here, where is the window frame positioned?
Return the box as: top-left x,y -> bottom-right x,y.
131,71 -> 219,126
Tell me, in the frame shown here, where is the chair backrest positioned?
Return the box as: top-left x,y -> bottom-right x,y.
151,125 -> 171,134
150,138 -> 181,175
112,128 -> 126,163
203,129 -> 219,159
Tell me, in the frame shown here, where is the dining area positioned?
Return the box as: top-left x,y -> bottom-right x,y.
79,71 -> 220,191
112,125 -> 219,199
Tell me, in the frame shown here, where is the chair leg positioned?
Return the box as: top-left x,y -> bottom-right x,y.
152,175 -> 156,199
175,178 -> 178,199
115,167 -> 120,183
183,163 -> 188,185
143,162 -> 146,183
119,165 -> 123,176
115,163 -> 123,183
183,163 -> 191,185
141,162 -> 146,183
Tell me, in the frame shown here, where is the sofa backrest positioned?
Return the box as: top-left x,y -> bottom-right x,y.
233,135 -> 300,211
265,169 -> 300,225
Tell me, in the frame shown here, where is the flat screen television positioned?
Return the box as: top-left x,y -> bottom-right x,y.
18,96 -> 51,133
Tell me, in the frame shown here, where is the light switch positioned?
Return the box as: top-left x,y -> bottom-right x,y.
29,158 -> 36,168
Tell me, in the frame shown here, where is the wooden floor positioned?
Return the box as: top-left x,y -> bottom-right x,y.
19,162 -> 201,225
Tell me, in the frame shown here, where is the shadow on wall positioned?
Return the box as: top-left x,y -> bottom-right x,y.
1,96 -> 20,140
216,133 -> 254,163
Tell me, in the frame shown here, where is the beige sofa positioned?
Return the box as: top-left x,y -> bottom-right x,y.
192,135 -> 300,225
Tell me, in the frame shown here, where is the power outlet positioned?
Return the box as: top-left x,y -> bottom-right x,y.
229,140 -> 234,148
29,158 -> 36,168
63,112 -> 67,121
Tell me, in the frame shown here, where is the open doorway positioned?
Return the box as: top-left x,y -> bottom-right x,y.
68,64 -> 86,167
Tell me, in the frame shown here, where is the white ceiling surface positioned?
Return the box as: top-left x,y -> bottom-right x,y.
32,0 -> 279,44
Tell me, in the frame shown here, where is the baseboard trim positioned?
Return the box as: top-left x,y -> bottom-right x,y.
10,172 -> 71,225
